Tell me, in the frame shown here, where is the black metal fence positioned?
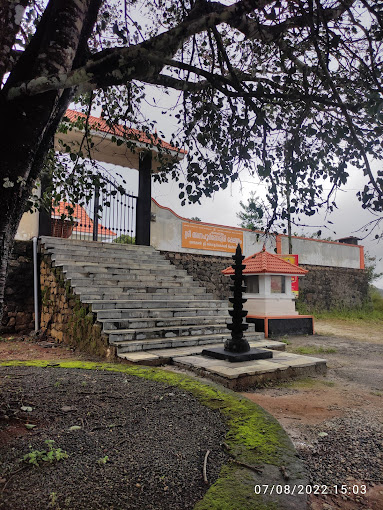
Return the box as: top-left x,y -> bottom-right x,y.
51,179 -> 137,244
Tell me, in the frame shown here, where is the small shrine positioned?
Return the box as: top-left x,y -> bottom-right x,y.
222,246 -> 314,338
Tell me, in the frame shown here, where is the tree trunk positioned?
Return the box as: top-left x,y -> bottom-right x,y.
0,91 -> 73,324
0,0 -> 103,325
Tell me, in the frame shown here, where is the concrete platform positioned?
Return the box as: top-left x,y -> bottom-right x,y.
173,350 -> 327,391
119,339 -> 327,391
118,339 -> 286,364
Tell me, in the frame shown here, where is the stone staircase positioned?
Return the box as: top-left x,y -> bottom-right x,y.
40,237 -> 267,362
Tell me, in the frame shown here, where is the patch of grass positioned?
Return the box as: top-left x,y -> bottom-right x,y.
315,308 -> 383,322
0,335 -> 15,342
290,346 -> 337,355
322,380 -> 336,387
277,377 -> 335,390
97,455 -> 109,466
370,390 -> 382,397
48,492 -> 58,508
23,440 -> 68,467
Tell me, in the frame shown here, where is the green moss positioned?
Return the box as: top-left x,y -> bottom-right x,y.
40,286 -> 51,306
76,308 -> 87,319
0,360 -> 301,509
290,346 -> 337,355
194,465 -> 277,510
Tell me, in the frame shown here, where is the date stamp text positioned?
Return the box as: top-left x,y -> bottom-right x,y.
254,484 -> 367,496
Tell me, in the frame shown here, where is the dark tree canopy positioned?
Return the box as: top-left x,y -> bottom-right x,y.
1,0 -> 383,320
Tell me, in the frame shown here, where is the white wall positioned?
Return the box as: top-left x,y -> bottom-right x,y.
150,199 -> 276,257
279,235 -> 362,269
15,185 -> 40,241
151,200 -> 364,269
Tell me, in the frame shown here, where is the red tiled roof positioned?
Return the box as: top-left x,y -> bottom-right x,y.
52,202 -> 117,237
63,109 -> 185,153
222,247 -> 308,275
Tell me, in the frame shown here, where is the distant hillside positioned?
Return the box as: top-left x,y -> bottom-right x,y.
373,286 -> 383,297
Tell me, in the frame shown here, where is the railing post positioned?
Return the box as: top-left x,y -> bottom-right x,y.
136,151 -> 152,246
93,186 -> 100,241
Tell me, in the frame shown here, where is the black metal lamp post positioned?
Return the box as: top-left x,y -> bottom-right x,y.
202,244 -> 273,362
224,243 -> 250,353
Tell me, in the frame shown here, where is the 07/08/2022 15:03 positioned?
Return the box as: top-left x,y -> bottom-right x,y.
254,484 -> 367,496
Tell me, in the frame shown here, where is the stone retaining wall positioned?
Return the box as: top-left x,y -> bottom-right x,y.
163,251 -> 369,311
298,264 -> 369,312
38,249 -> 115,358
1,241 -> 35,333
161,251 -> 233,300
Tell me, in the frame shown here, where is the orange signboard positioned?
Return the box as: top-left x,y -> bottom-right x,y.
182,222 -> 243,253
280,254 -> 299,296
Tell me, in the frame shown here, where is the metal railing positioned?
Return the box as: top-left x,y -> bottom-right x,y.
51,179 -> 137,244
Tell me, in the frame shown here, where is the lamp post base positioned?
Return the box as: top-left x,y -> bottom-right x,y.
201,347 -> 273,363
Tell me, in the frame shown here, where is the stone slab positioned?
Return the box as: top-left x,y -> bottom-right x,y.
118,352 -> 160,362
173,349 -> 327,390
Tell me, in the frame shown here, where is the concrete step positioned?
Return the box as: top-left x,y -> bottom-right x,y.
40,237 -> 154,253
65,272 -> 192,283
106,322 -> 253,342
50,253 -> 170,266
75,284 -> 207,294
59,263 -> 184,275
48,247 -> 167,260
89,299 -> 228,311
69,276 -> 196,288
100,315 -> 230,331
114,332 -> 264,354
95,307 -> 229,320
77,288 -> 212,301
62,266 -> 189,277
82,294 -> 215,303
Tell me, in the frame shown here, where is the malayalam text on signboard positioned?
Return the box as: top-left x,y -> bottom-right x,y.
182,222 -> 243,253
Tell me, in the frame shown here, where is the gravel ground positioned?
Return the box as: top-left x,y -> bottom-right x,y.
246,327 -> 383,510
297,411 -> 383,487
0,366 -> 227,510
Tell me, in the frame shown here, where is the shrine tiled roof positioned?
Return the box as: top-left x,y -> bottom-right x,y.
63,109 -> 184,153
52,202 -> 117,237
222,246 -> 308,275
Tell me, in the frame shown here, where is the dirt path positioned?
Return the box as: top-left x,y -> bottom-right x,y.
244,319 -> 383,510
315,318 -> 383,344
0,334 -> 102,362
